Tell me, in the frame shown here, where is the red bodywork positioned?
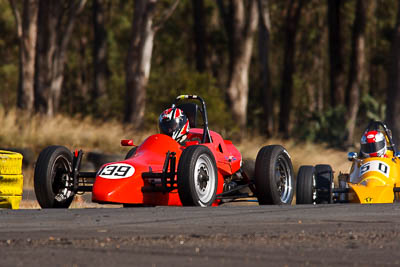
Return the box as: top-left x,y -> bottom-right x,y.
92,128 -> 242,206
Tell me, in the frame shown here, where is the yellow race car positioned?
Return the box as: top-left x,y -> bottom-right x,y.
296,121 -> 400,204
0,150 -> 23,209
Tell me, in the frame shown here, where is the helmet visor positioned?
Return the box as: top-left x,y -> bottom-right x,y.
159,118 -> 180,136
361,140 -> 385,154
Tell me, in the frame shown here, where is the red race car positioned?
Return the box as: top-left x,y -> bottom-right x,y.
34,95 -> 294,208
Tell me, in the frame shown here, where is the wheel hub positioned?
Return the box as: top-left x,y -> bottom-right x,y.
275,165 -> 286,194
198,166 -> 209,190
274,157 -> 292,203
193,153 -> 216,205
51,156 -> 74,203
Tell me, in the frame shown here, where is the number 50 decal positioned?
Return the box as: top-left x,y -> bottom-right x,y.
98,163 -> 135,179
359,161 -> 390,177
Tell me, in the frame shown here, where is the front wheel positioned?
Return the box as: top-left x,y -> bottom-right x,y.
296,165 -> 316,204
34,146 -> 74,208
296,164 -> 334,204
177,145 -> 218,207
255,145 -> 294,205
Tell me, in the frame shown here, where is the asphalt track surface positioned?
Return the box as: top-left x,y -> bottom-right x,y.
1,204 -> 400,266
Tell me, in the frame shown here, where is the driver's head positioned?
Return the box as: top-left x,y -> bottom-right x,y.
360,130 -> 387,157
159,106 -> 190,142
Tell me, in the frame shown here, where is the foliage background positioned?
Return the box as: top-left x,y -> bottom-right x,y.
0,0 -> 398,146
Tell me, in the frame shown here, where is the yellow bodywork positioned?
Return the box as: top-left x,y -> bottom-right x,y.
346,151 -> 400,204
0,150 -> 23,209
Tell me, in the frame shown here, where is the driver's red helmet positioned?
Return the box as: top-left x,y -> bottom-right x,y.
360,130 -> 387,157
159,106 -> 189,142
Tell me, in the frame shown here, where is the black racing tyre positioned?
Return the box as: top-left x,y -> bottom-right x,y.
255,145 -> 295,205
125,147 -> 138,160
34,146 -> 74,208
242,158 -> 255,181
177,145 -> 218,207
315,164 -> 334,204
296,165 -> 316,204
239,158 -> 255,195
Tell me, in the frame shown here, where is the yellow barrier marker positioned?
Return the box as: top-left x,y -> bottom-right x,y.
0,151 -> 23,209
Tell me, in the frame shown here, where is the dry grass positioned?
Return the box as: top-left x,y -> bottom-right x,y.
0,108 -> 151,153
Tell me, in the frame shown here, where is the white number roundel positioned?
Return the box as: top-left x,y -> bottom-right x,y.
98,163 -> 135,179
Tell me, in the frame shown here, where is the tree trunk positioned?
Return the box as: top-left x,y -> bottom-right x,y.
124,0 -> 179,127
304,4 -> 325,115
386,0 -> 400,145
278,0 -> 304,137
316,43 -> 324,113
225,0 -> 258,130
124,0 -> 157,126
215,0 -> 234,87
257,0 -> 273,136
192,0 -> 206,73
9,0 -> 38,112
92,0 -> 109,115
34,0 -> 87,116
345,0 -> 367,146
305,54 -> 324,114
327,0 -> 345,107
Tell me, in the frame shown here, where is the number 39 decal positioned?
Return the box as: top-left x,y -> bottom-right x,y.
359,161 -> 390,177
98,163 -> 135,179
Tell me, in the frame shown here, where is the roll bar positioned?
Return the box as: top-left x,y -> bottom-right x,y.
174,95 -> 212,143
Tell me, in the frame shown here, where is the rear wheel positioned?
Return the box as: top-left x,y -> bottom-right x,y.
242,159 -> 255,180
240,158 -> 255,195
296,165 -> 316,204
255,145 -> 294,205
178,145 -> 218,206
34,146 -> 74,208
315,164 -> 334,204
